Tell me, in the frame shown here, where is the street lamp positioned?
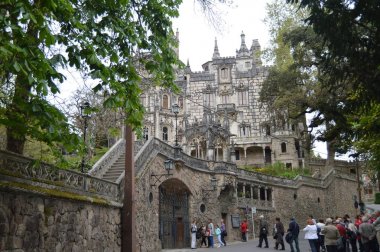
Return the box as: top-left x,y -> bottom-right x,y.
80,101 -> 90,173
172,103 -> 180,146
150,159 -> 174,187
202,176 -> 218,200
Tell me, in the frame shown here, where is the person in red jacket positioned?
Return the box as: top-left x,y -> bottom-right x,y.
241,219 -> 248,242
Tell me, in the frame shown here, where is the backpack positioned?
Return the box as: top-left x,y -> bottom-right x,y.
285,232 -> 293,243
191,225 -> 197,233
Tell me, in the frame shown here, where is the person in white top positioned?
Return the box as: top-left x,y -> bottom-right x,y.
316,219 -> 326,252
303,218 -> 319,252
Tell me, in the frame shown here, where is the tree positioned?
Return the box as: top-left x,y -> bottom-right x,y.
261,0 -> 359,166
0,0 -> 183,154
285,0 -> 380,166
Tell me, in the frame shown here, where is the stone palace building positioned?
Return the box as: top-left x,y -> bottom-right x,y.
140,31 -> 307,169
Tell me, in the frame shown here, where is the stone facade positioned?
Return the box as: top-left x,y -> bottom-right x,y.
131,139 -> 358,251
1,138 -> 359,252
140,32 -> 307,169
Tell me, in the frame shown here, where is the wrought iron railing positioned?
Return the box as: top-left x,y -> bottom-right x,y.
0,150 -> 120,202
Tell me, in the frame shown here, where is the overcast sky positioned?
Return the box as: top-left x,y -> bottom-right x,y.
172,0 -> 271,71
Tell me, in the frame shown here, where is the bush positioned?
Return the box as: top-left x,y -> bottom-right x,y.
375,193 -> 380,204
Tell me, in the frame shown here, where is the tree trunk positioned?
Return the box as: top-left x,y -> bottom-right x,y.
325,140 -> 336,168
5,73 -> 31,154
5,18 -> 37,154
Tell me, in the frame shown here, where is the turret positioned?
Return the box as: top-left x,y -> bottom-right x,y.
250,39 -> 262,65
212,38 -> 220,59
236,31 -> 250,58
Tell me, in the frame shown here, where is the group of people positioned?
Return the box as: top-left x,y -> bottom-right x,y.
301,213 -> 380,252
191,211 -> 380,251
256,212 -> 380,252
190,219 -> 227,249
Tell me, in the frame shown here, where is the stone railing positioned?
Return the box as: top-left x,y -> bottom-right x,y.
89,138 -> 125,177
0,150 -> 120,202
236,168 -> 295,186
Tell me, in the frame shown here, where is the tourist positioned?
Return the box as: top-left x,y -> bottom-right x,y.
257,214 -> 269,248
358,215 -> 377,252
207,219 -> 215,248
354,214 -> 364,252
240,218 -> 248,242
303,218 -> 319,252
335,218 -> 347,252
190,219 -> 197,249
220,219 -> 227,246
287,217 -> 300,252
347,222 -> 358,252
215,224 -> 225,247
321,218 -> 339,252
317,218 -> 326,252
200,225 -> 207,248
274,217 -> 285,250
372,211 -> 380,246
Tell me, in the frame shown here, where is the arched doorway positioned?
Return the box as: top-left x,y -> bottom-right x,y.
159,178 -> 191,249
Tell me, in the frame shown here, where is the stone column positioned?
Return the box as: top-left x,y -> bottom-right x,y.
242,183 -> 246,198
244,147 -> 247,165
207,145 -> 215,161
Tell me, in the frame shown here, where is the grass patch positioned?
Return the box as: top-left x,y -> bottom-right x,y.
241,162 -> 311,179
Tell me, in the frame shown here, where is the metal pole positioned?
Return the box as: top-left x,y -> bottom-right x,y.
356,156 -> 362,203
122,125 -> 136,252
175,113 -> 178,146
80,117 -> 88,173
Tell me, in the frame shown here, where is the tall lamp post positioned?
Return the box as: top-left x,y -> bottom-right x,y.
172,103 -> 180,147
80,101 -> 90,173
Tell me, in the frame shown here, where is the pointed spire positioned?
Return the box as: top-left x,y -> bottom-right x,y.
212,37 -> 220,59
237,31 -> 250,57
185,58 -> 191,74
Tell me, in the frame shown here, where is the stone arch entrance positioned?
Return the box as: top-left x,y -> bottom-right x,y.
159,178 -> 191,249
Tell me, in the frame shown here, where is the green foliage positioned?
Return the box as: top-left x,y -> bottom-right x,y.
0,0 -> 182,154
375,193 -> 380,204
285,0 -> 380,167
242,162 -> 311,179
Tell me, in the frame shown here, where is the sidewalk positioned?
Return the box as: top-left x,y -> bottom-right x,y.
161,240 -> 245,252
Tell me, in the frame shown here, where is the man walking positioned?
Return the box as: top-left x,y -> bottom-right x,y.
288,217 -> 300,252
274,217 -> 285,250
257,215 -> 269,248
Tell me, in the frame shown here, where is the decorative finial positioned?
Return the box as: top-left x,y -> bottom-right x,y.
213,37 -> 220,59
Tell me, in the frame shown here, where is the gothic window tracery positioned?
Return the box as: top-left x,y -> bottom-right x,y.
162,95 -> 169,109
143,127 -> 149,140
178,96 -> 184,108
162,127 -> 168,141
240,124 -> 250,137
237,90 -> 248,105
204,93 -> 214,107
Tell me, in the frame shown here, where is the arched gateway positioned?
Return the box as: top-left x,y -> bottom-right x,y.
159,178 -> 191,249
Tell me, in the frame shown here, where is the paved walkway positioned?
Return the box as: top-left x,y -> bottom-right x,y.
162,232 -> 312,252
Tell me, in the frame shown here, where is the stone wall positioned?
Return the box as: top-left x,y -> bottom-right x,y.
0,187 -> 121,252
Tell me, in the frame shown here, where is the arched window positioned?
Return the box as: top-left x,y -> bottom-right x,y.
265,125 -> 271,136
178,96 -> 184,108
162,95 -> 169,109
143,127 -> 149,141
162,127 -> 168,141
281,142 -> 287,153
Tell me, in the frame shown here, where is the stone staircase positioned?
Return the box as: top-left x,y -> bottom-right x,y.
101,152 -> 125,182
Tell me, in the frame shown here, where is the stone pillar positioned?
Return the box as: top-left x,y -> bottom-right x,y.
207,145 -> 215,161
244,147 -> 247,164
242,183 -> 246,198
250,185 -> 253,199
